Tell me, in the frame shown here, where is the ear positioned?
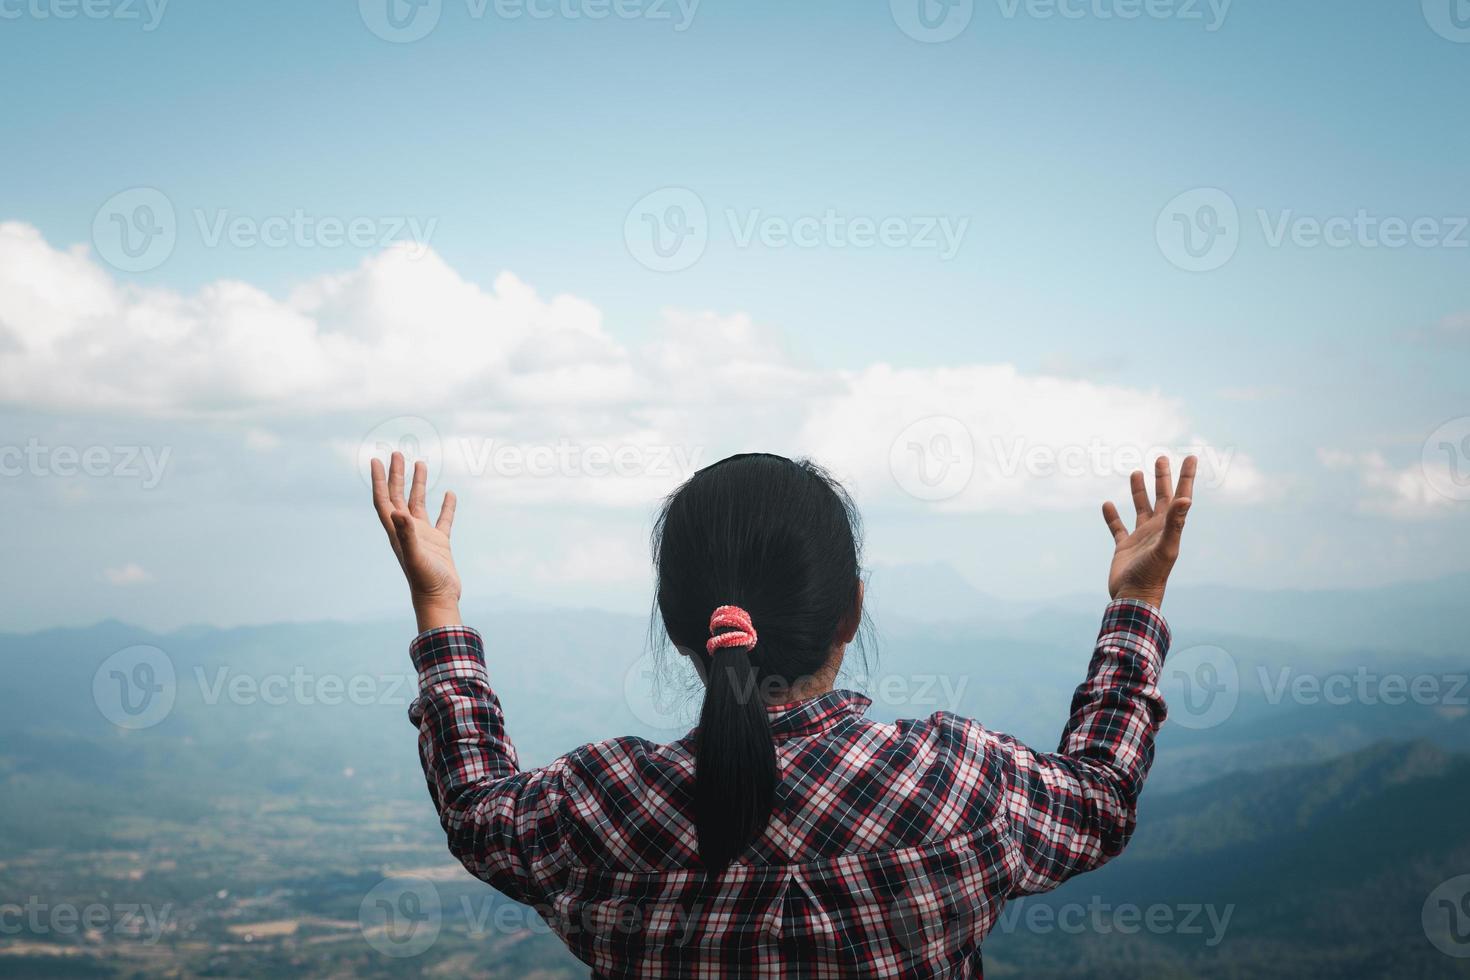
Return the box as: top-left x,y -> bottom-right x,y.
836,579 -> 864,645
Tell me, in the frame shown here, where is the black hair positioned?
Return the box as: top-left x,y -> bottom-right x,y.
651,453 -> 864,876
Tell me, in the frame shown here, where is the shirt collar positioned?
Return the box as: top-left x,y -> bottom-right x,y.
763,689 -> 872,740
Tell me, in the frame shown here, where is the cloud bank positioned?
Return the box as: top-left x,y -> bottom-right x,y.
0,221 -> 1262,512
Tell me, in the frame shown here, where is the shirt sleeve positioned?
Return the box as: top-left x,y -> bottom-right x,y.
987,599 -> 1171,897
406,625 -> 579,909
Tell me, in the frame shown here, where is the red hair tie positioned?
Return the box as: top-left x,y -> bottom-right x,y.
706,605 -> 757,655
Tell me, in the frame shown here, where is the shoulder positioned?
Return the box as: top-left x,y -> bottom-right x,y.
868,711 -> 1013,795
555,734 -> 696,792
862,710 -> 1001,754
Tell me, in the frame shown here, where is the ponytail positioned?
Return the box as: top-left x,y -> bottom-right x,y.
694,622 -> 777,875
651,454 -> 866,878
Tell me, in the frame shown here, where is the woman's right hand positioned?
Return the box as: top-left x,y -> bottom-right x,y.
1101,455 -> 1197,609
371,452 -> 463,631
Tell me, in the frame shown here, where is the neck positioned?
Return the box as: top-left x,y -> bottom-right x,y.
761,648 -> 842,706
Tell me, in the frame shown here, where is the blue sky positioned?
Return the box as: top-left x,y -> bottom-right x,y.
0,0 -> 1467,630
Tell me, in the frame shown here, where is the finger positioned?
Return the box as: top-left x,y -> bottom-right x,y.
370,459 -> 399,544
1130,470 -> 1153,523
1154,456 -> 1173,507
435,490 -> 457,534
408,460 -> 429,519
391,508 -> 420,562
1160,495 -> 1192,558
389,452 -> 406,509
1175,454 -> 1198,502
1101,501 -> 1128,543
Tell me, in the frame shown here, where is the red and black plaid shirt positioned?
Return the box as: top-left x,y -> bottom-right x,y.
408,600 -> 1170,978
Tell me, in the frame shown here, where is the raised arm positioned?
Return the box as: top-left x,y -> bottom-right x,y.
995,455 -> 1196,896
371,452 -> 577,908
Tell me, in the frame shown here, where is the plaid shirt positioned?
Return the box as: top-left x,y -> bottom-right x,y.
407,600 -> 1170,978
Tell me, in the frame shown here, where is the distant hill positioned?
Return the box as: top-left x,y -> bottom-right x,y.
983,739 -> 1470,978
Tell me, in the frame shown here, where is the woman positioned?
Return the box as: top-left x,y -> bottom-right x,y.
370,450 -> 1196,977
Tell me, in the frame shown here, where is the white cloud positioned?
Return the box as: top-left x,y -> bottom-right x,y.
103,562 -> 153,586
802,364 -> 1264,512
1,221 -> 1260,514
1317,448 -> 1455,519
